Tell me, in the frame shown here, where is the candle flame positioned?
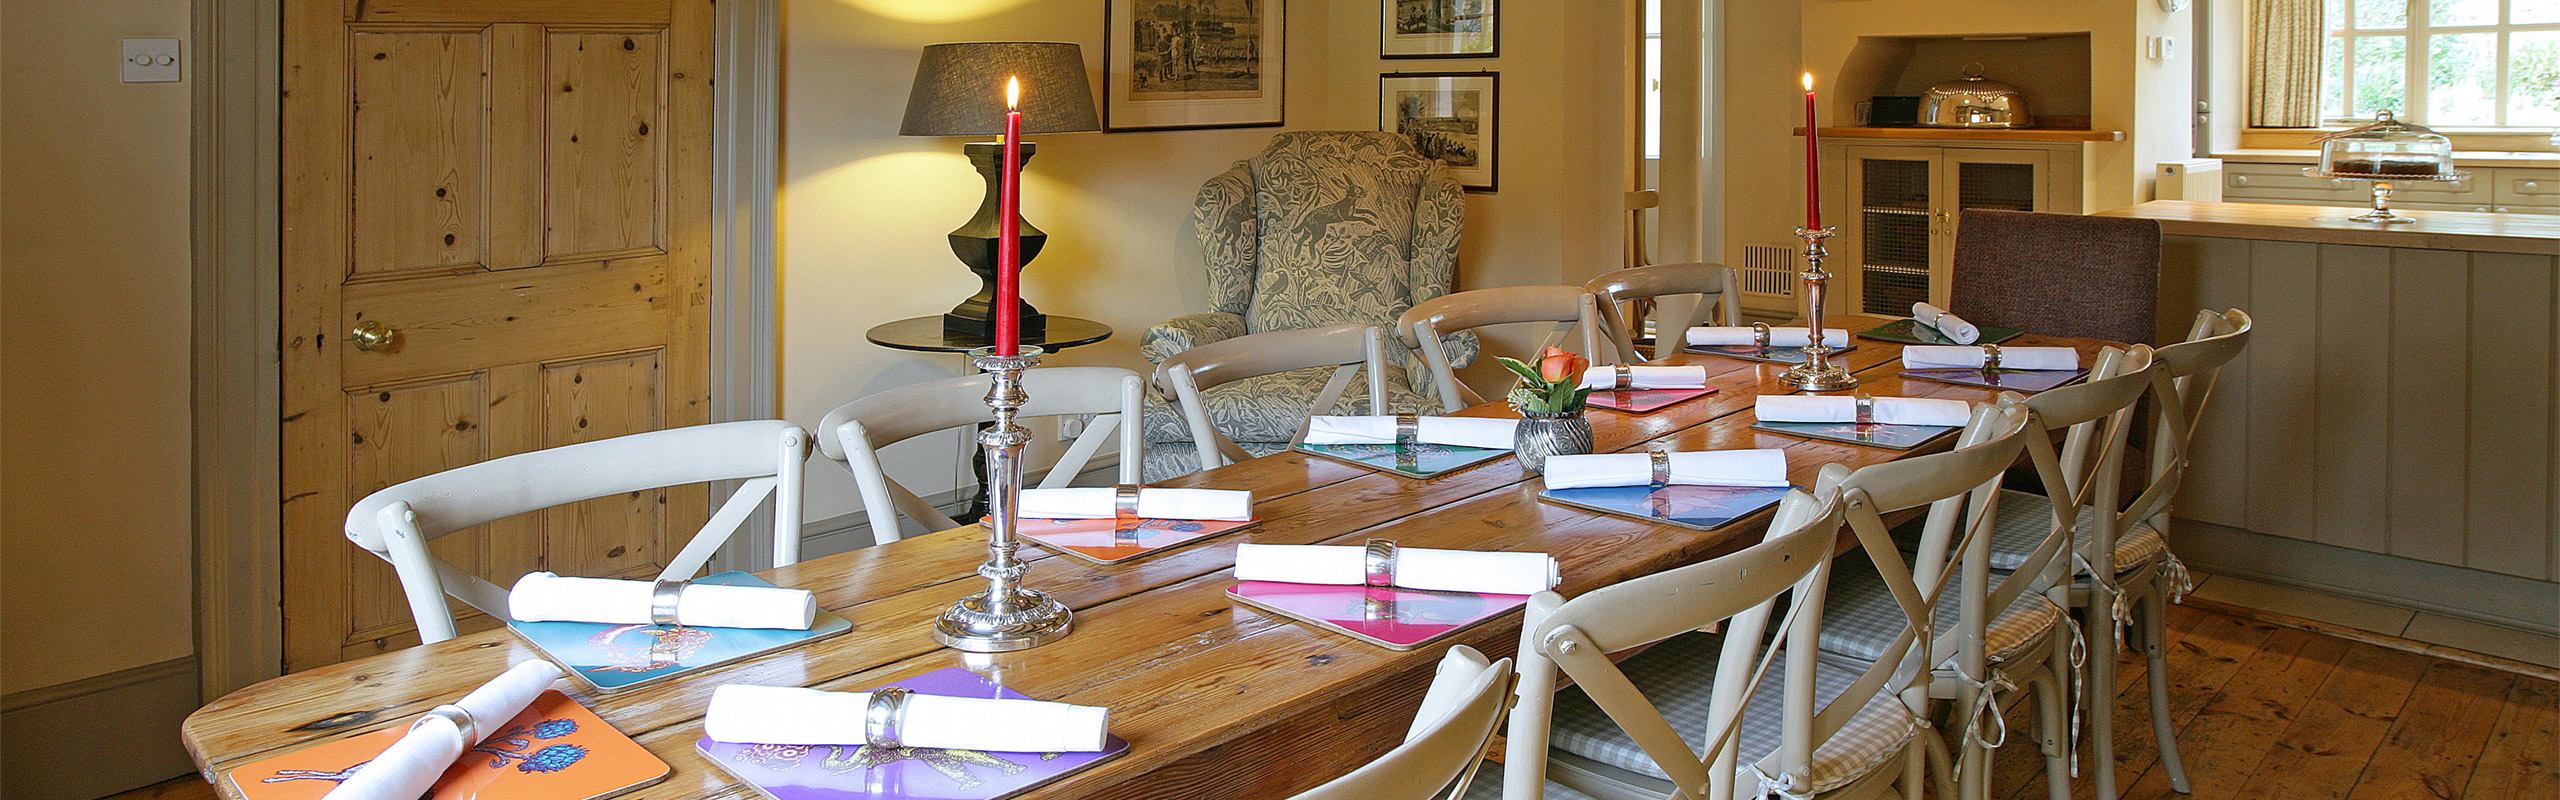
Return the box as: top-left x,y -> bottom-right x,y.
1006,76 -> 1020,109
1802,72 -> 1814,91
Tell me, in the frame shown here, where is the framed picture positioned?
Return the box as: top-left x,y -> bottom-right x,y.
1381,0 -> 1497,58
1105,0 -> 1286,131
1379,72 -> 1498,192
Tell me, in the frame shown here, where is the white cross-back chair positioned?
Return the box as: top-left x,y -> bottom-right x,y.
816,367 -> 1145,549
344,419 -> 811,644
1154,323 -> 1390,473
1397,286 -> 1611,413
1582,262 -> 1744,364
1287,645 -> 1514,800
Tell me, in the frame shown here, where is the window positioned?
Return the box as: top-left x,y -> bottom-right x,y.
2321,0 -> 2560,127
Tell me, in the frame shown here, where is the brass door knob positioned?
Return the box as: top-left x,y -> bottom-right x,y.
350,320 -> 396,351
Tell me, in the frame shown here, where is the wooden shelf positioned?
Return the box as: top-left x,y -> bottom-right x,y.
1794,126 -> 2125,142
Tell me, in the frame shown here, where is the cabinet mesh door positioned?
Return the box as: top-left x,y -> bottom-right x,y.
1859,158 -> 1931,314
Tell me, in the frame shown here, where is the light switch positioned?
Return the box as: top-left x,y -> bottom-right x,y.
122,38 -> 181,83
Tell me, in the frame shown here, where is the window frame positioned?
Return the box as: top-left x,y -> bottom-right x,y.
2323,0 -> 2560,129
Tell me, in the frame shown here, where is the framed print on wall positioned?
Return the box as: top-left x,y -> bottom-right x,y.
1381,0 -> 1496,58
1380,72 -> 1497,192
1105,0 -> 1286,131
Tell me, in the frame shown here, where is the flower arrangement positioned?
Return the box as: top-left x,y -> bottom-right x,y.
1495,347 -> 1594,415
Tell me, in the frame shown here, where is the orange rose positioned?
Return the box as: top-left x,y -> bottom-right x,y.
1536,347 -> 1587,384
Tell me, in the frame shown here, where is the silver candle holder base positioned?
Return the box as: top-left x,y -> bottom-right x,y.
932,345 -> 1074,653
1778,225 -> 1859,392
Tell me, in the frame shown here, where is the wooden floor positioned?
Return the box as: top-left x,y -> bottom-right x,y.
118,605 -> 2554,800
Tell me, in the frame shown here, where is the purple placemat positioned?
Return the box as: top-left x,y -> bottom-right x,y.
698,668 -> 1128,800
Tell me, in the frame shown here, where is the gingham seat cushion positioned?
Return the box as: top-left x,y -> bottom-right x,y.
1982,489 -> 2167,575
1815,550 -> 2064,666
1546,632 -> 1914,794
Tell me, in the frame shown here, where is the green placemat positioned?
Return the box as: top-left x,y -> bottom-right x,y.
1855,318 -> 2024,346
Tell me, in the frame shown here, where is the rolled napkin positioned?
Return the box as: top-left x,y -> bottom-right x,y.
1911,302 -> 1981,345
1542,449 -> 1790,490
1685,326 -> 1851,348
1576,364 -> 1711,390
1902,345 -> 2079,371
1303,416 -> 1519,450
703,684 -> 1111,753
321,661 -> 562,800
508,572 -> 816,630
1756,395 -> 1973,427
1018,487 -> 1252,521
1234,542 -> 1560,595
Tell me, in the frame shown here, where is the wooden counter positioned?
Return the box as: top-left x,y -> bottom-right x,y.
2097,200 -> 2560,256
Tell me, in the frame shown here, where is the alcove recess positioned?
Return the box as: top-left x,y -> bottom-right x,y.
1833,33 -> 2097,135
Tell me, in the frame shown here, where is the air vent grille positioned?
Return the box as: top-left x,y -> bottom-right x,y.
1738,244 -> 1796,297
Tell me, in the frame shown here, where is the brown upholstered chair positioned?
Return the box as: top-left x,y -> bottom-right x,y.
1949,210 -> 2161,344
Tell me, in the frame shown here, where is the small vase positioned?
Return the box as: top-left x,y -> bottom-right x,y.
1513,409 -> 1595,474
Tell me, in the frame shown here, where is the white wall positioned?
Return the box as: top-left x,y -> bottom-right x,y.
0,0 -> 196,694
780,0 -> 1629,528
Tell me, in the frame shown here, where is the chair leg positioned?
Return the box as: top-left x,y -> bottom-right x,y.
2032,673 -> 2070,800
1903,744 -> 1927,800
2144,581 -> 2193,794
2083,597 -> 2119,800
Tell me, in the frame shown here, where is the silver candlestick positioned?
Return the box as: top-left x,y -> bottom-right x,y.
933,345 -> 1073,652
1780,225 -> 1858,391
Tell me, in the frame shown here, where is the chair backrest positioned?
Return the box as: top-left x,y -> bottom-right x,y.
1503,488 -> 1848,800
1155,323 -> 1390,471
343,419 -> 810,643
1193,131 -> 1465,336
815,367 -> 1145,546
1582,262 -> 1744,363
1949,210 -> 2161,344
2138,308 -> 2253,533
1396,285 -> 1610,412
1288,645 -> 1514,800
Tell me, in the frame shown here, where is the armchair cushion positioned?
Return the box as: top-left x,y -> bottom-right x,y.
1239,133 -> 1440,336
1141,312 -> 1250,364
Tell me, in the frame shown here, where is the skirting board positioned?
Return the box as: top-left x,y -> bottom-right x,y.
2,656 -> 202,800
2170,517 -> 2560,635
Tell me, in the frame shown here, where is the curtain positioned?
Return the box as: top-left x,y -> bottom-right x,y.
2250,0 -> 2326,127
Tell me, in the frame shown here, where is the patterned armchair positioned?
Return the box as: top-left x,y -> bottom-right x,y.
1138,131 -> 1472,480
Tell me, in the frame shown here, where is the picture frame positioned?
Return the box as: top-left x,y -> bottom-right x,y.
1381,0 -> 1497,58
1379,72 -> 1498,192
1105,0 -> 1286,131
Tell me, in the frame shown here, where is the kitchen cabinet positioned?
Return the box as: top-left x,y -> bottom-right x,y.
2222,161 -> 2560,214
1831,142 -> 2084,314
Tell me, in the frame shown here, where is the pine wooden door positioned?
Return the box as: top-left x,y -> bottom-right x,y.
280,0 -> 714,671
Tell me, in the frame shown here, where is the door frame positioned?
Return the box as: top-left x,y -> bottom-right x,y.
190,0 -> 781,697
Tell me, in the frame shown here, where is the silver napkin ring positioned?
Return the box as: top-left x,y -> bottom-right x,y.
1613,364 -> 1635,391
1393,415 -> 1420,450
1363,539 -> 1398,588
1113,484 -> 1143,541
1981,343 -> 2003,372
864,686 -> 915,750
1750,322 -> 1773,350
416,704 -> 479,743
1649,450 -> 1673,487
649,579 -> 688,628
1854,393 -> 1876,426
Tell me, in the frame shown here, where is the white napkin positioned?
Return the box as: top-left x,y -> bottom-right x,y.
1912,302 -> 1981,345
1576,365 -> 1710,390
321,661 -> 562,800
1302,416 -> 1519,450
1686,326 -> 1851,348
703,684 -> 1110,753
1541,449 -> 1790,490
1902,345 -> 2079,371
508,572 -> 816,631
1233,543 -> 1560,595
1755,395 -> 1973,427
1017,487 -> 1252,521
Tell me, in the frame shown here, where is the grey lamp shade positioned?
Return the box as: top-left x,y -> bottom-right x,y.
900,42 -> 1101,136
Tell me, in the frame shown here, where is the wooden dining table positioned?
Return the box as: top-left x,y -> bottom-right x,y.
181,314 -> 2116,800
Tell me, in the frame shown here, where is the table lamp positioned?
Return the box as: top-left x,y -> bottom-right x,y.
901,41 -> 1100,338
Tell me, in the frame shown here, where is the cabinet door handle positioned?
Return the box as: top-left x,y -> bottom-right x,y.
2230,175 -> 2250,186
2523,181 -> 2540,190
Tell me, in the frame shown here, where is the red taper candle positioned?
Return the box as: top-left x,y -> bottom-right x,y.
995,76 -> 1023,356
1803,72 -> 1821,230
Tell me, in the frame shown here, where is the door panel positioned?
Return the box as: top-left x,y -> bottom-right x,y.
283,0 -> 711,672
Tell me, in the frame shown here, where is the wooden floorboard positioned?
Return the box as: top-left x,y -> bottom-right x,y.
114,605 -> 2554,800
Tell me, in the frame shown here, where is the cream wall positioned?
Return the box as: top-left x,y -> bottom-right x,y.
0,0 -> 197,693
780,0 -> 1629,528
